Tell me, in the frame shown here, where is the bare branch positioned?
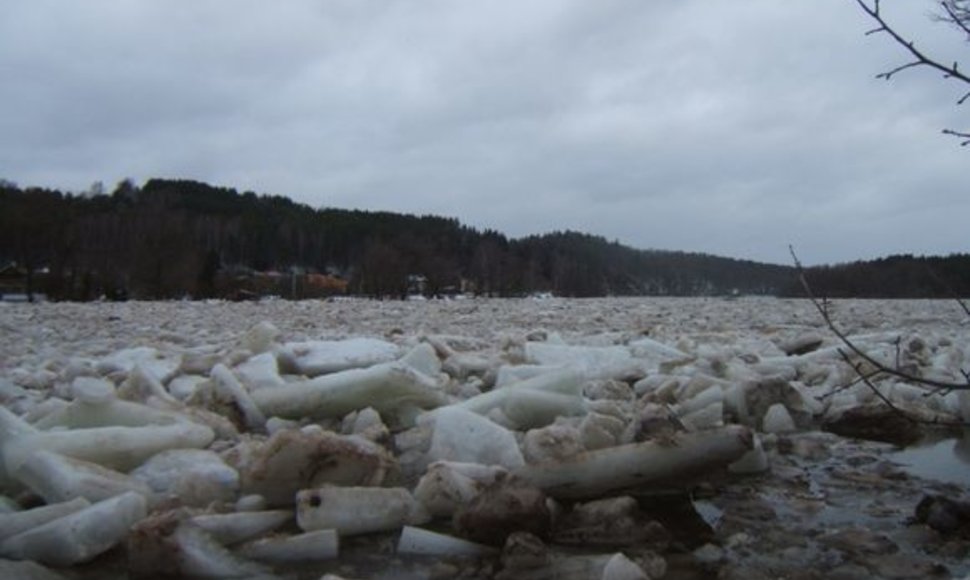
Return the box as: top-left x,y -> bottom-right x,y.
837,348 -> 970,427
876,61 -> 924,80
942,128 -> 970,144
937,0 -> 970,38
789,245 -> 970,391
855,0 -> 970,140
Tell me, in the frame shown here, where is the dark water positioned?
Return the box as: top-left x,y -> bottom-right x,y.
890,432 -> 970,487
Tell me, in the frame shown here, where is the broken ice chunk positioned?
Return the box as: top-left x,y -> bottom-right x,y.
453,369 -> 584,427
31,379 -> 188,430
233,352 -> 285,391
413,461 -> 509,518
0,491 -> 147,566
628,336 -> 690,361
425,407 -> 525,469
96,347 -> 177,382
0,498 -> 90,543
0,408 -> 36,493
728,433 -> 769,474
167,375 -> 207,401
601,552 -> 650,580
15,449 -> 153,504
117,363 -> 180,404
495,364 -> 569,388
242,321 -> 280,355
208,364 -> 266,431
71,376 -> 115,403
762,403 -> 796,434
223,427 -> 395,507
579,413 -> 626,451
523,423 -> 584,464
238,529 -> 339,562
524,342 -> 641,380
0,378 -> 44,416
278,337 -> 400,377
251,362 -> 447,424
3,422 -> 215,474
172,523 -> 271,578
397,526 -> 497,557
399,342 -> 443,378
516,425 -> 754,500
131,449 -> 239,507
341,407 -> 389,442
190,510 -> 292,545
296,487 -> 429,536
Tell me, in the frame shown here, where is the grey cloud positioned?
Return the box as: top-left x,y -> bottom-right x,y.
0,0 -> 966,266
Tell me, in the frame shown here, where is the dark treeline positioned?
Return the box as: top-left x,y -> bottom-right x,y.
795,254 -> 970,299
0,178 -> 966,301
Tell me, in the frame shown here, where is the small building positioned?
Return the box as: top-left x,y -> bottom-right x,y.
0,262 -> 46,302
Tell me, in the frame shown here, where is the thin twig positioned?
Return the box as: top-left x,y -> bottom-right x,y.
789,246 -> 970,391
938,0 -> 970,38
855,0 -> 970,84
815,368 -> 885,401
854,0 -> 970,142
837,348 -> 969,427
942,129 -> 970,145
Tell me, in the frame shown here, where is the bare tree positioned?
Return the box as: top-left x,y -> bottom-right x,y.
854,0 -> 970,143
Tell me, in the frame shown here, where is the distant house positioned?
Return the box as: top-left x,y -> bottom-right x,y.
407,274 -> 428,296
306,273 -> 349,296
0,262 -> 44,302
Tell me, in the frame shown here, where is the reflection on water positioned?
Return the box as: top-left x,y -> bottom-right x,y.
891,430 -> 970,486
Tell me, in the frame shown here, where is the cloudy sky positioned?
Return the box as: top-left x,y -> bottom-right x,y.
1,1 -> 967,265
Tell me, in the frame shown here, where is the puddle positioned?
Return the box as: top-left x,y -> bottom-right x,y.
890,432 -> 970,487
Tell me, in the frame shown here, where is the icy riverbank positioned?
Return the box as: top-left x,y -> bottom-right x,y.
1,297 -> 968,579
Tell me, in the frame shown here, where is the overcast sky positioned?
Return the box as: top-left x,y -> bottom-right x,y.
1,1 -> 967,265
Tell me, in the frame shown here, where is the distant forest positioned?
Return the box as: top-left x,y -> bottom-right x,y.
1,178 -> 968,301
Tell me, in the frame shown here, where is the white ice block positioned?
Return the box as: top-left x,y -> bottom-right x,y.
16,449 -> 153,504
225,427 -> 395,507
131,449 -> 239,507
516,425 -> 754,499
524,342 -> 641,379
296,487 -> 429,536
279,337 -> 400,376
233,352 -> 285,391
728,433 -> 769,474
209,364 -> 266,430
238,529 -> 339,562
0,497 -> 90,543
456,388 -> 586,430
191,510 -> 292,545
0,491 -> 147,566
252,362 -> 447,422
762,403 -> 796,434
426,407 -> 524,469
172,523 -> 271,578
397,526 -> 496,557
4,422 -> 215,474
31,392 -> 187,430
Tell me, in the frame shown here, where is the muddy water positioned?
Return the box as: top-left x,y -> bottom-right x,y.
693,431 -> 970,580
890,432 -> 970,487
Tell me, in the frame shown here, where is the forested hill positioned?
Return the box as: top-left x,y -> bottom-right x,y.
0,178 -> 966,300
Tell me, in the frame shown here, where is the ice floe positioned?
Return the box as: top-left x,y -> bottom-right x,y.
0,297 -> 969,578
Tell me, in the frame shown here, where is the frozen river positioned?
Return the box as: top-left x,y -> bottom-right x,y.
1,297 -> 968,579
